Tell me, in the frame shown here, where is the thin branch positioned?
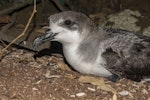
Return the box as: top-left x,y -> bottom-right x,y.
0,39 -> 7,47
0,0 -> 37,59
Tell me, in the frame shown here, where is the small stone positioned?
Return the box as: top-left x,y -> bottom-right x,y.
32,87 -> 38,91
87,87 -> 96,92
76,92 -> 86,97
119,90 -> 129,96
70,95 -> 75,97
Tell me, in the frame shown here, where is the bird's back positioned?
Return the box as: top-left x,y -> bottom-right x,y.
101,28 -> 150,81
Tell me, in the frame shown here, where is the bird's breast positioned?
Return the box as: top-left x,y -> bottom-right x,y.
63,44 -> 113,77
63,45 -> 91,73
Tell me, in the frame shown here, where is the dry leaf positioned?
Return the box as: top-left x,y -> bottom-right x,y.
44,70 -> 60,79
50,56 -> 71,71
148,97 -> 150,100
65,74 -> 76,79
78,76 -> 117,93
78,76 -> 117,100
113,94 -> 117,100
57,61 -> 72,71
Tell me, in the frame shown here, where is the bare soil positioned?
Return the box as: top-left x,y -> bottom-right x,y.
0,49 -> 149,100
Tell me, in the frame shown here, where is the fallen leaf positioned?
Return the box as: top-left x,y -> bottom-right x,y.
113,94 -> 117,100
148,97 -> 150,100
78,76 -> 117,100
57,61 -> 72,71
78,76 -> 117,93
50,56 -> 71,71
65,74 -> 76,79
44,70 -> 60,79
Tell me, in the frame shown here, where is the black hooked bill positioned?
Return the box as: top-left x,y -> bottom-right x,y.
33,29 -> 56,48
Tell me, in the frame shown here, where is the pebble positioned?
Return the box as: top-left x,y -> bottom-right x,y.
87,87 -> 96,92
76,92 -> 86,97
32,87 -> 38,91
119,90 -> 129,96
70,95 -> 75,98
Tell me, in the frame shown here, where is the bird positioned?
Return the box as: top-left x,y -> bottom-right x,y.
33,11 -> 150,82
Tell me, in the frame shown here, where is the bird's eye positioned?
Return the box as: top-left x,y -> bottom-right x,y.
64,20 -> 72,25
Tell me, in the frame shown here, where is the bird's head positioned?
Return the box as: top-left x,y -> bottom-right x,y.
33,11 -> 96,47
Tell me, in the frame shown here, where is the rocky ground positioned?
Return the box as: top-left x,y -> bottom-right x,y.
0,48 -> 149,100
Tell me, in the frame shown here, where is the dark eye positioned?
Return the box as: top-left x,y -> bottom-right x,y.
64,20 -> 72,25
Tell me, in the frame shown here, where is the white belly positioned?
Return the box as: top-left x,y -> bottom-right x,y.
63,44 -> 112,77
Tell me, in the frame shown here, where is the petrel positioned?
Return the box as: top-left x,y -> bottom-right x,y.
33,11 -> 150,82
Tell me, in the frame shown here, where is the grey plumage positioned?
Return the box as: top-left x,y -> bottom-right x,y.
101,29 -> 150,81
33,11 -> 150,82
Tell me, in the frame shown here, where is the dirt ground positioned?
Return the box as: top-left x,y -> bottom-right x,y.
0,48 -> 149,100
0,0 -> 150,99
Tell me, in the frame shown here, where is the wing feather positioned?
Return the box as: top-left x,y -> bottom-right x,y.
102,29 -> 150,81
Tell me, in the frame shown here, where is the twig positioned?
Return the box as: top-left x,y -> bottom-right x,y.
0,39 -> 7,47
0,39 -> 12,51
0,0 -> 37,59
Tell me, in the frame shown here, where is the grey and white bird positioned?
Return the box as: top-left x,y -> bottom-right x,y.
33,11 -> 150,82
